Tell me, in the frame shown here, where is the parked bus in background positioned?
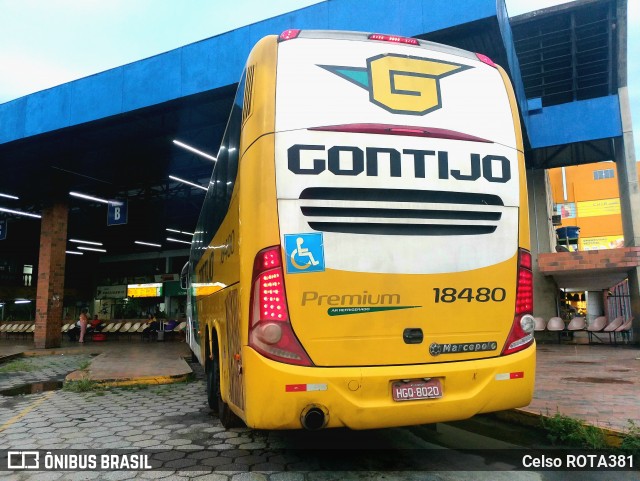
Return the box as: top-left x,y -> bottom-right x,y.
182,29 -> 535,430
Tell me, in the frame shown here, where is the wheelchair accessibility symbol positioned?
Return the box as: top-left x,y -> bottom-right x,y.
284,233 -> 325,274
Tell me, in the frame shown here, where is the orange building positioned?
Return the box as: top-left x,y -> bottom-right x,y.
548,162 -> 640,251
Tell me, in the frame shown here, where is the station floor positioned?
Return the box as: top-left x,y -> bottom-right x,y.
0,334 -> 638,434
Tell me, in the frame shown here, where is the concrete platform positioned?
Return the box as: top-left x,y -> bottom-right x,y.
0,337 -> 192,387
64,342 -> 193,386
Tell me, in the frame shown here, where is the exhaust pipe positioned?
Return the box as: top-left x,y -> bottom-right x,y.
301,405 -> 328,430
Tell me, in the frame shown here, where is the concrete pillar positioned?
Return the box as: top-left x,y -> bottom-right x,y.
615,0 -> 639,340
615,95 -> 640,247
527,168 -> 559,320
615,89 -> 640,341
34,202 -> 68,349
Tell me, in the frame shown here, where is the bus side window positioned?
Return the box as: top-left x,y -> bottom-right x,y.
192,72 -> 245,263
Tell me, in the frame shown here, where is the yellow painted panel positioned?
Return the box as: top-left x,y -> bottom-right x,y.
286,254 -> 519,366
242,344 -> 535,430
580,235 -> 625,251
577,198 -> 620,217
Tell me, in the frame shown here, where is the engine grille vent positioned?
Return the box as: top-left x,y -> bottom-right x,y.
299,187 -> 504,236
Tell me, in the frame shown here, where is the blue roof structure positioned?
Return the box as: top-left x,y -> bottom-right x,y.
0,0 -> 506,145
0,0 -> 628,257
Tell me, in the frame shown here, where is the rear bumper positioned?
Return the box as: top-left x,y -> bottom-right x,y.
240,343 -> 536,430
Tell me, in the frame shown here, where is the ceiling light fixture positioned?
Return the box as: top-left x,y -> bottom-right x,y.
0,207 -> 41,219
172,139 -> 217,161
66,251 -> 84,255
77,246 -> 107,253
69,239 -> 103,246
166,228 -> 194,236
0,193 -> 19,200
14,299 -> 31,304
69,191 -> 110,204
168,175 -> 208,191
135,241 -> 162,248
167,237 -> 192,245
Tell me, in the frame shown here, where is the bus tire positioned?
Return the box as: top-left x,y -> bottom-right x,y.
206,334 -> 242,428
205,354 -> 219,415
212,351 -> 243,428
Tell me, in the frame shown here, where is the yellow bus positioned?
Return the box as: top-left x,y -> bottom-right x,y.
183,29 -> 535,430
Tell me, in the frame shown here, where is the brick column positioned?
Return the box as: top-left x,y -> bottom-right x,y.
34,202 -> 68,349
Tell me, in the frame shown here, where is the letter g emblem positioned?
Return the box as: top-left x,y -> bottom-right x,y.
367,54 -> 469,115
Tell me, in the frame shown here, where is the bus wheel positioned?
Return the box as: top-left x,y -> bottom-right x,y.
205,355 -> 219,415
211,349 -> 243,429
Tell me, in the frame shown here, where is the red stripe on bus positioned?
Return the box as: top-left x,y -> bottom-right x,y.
285,384 -> 307,392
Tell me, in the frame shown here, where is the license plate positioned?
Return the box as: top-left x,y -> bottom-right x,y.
392,378 -> 443,402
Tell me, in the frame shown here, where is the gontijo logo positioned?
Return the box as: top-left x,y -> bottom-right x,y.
320,54 -> 470,115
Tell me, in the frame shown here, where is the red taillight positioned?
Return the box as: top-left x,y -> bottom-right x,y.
502,248 -> 535,356
279,29 -> 301,42
475,53 -> 498,68
249,246 -> 313,366
516,250 -> 533,314
368,33 -> 419,45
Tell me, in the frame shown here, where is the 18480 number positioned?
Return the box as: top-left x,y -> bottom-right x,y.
433,287 -> 506,303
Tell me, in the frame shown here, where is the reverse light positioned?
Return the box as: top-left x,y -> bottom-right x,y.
502,248 -> 535,356
368,33 -> 419,45
279,29 -> 301,41
249,246 -> 313,366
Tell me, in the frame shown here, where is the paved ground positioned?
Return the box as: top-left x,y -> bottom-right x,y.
1,361 -> 636,480
523,342 -> 640,432
0,337 -> 638,479
3,335 -> 638,432
0,362 -> 551,481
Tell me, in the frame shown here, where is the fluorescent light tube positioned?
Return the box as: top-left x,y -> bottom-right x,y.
135,241 -> 162,248
77,246 -> 107,253
166,228 -> 193,236
169,175 -> 208,191
69,239 -> 103,246
172,140 -> 217,161
70,191 -> 111,204
0,207 -> 41,218
167,237 -> 192,245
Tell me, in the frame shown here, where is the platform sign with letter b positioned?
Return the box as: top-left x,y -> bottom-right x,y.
107,200 -> 128,226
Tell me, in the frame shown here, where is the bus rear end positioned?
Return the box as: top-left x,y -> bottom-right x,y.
243,30 -> 534,430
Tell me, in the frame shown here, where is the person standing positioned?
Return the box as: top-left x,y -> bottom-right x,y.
78,308 -> 89,343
